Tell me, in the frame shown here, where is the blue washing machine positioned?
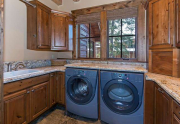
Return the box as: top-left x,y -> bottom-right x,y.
100,71 -> 144,124
65,68 -> 98,119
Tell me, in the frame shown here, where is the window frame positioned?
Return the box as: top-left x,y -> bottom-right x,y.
78,23 -> 101,59
107,18 -> 138,60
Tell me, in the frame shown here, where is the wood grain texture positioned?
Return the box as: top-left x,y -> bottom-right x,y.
173,100 -> 180,120
144,80 -> 155,124
137,4 -> 146,62
30,82 -> 49,121
72,0 -> 145,16
4,74 -> 49,96
100,11 -> 107,60
173,49 -> 180,77
56,72 -> 65,106
0,0 -> 4,123
154,84 -> 173,124
4,89 -> 30,124
50,73 -> 56,107
51,13 -> 67,50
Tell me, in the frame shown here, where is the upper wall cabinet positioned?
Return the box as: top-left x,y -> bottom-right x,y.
26,1 -> 51,50
24,1 -> 74,51
149,0 -> 175,49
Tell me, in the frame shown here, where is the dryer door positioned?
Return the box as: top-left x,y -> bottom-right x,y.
103,79 -> 140,114
67,76 -> 94,105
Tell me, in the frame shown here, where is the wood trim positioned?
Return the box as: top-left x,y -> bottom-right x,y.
0,0 -> 4,123
72,1 -> 144,16
144,80 -> 155,124
173,49 -> 180,77
100,11 -> 107,60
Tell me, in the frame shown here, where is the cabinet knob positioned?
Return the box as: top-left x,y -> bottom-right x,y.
32,89 -> 35,92
51,74 -> 54,77
27,91 -> 30,94
33,34 -> 36,38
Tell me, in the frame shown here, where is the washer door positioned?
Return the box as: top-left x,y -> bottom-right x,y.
103,79 -> 140,114
67,76 -> 94,105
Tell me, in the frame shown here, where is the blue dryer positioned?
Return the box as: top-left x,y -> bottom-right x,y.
65,68 -> 98,119
100,71 -> 144,124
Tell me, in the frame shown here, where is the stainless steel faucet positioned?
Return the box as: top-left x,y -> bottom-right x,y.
7,62 -> 26,72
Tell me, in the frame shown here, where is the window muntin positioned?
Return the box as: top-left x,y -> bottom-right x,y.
78,22 -> 101,58
108,18 -> 136,59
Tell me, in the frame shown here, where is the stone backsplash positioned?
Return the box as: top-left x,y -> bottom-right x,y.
4,60 -> 51,72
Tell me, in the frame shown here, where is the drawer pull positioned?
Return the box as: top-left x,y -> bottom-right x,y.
32,89 -> 34,92
158,88 -> 164,94
27,91 -> 30,94
51,74 -> 54,77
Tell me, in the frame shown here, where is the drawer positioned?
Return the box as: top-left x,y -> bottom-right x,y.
4,74 -> 49,96
173,114 -> 180,124
173,100 -> 180,119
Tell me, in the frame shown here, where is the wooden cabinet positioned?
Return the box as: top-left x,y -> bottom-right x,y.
26,1 -> 51,50
49,73 -> 56,107
4,89 -> 30,124
154,84 -> 172,124
149,0 -> 175,49
173,101 -> 180,124
56,72 -> 65,105
148,0 -> 180,77
51,11 -> 67,50
30,82 -> 49,120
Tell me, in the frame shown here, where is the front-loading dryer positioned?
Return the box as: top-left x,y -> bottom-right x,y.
100,71 -> 144,124
65,68 -> 98,119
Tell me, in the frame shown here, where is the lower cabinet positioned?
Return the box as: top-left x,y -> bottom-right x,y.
173,101 -> 180,124
154,84 -> 172,124
30,82 -> 49,120
4,72 -> 65,124
4,89 -> 30,124
56,72 -> 65,105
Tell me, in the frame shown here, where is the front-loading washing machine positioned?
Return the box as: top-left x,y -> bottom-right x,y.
65,68 -> 98,119
100,71 -> 144,124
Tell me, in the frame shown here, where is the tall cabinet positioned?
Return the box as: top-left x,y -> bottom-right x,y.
148,0 -> 180,77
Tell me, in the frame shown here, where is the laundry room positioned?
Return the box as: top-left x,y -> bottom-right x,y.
0,0 -> 180,124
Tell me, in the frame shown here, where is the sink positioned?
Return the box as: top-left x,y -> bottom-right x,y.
4,69 -> 40,79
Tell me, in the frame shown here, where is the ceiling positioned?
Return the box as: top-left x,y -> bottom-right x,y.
52,0 -> 80,5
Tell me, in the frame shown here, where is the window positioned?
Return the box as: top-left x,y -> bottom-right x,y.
78,22 -> 101,58
108,18 -> 136,59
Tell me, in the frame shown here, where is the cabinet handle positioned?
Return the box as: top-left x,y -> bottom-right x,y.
51,74 -> 54,77
27,91 -> 30,94
158,88 -> 164,94
32,89 -> 35,92
33,34 -> 36,38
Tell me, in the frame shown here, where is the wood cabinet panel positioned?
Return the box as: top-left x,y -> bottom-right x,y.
4,74 -> 49,96
56,72 -> 65,105
4,89 -> 30,124
50,73 -> 56,107
144,80 -> 155,124
30,82 -> 49,120
26,1 -> 51,50
37,5 -> 51,49
173,100 -> 180,120
154,84 -> 172,124
149,0 -> 175,49
51,13 -> 67,50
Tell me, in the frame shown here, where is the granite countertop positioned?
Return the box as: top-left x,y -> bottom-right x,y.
65,63 -> 147,73
146,72 -> 180,104
4,66 -> 66,84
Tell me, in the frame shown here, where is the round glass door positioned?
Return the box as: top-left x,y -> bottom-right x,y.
67,76 -> 94,105
103,79 -> 140,114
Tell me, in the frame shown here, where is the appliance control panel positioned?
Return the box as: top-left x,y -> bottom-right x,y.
111,73 -> 129,80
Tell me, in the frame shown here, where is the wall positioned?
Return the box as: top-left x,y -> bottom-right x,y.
4,0 -> 59,62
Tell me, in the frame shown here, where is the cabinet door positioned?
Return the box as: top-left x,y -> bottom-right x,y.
173,114 -> 180,124
51,13 -> 67,50
149,0 -> 175,49
37,5 -> 51,49
4,89 -> 30,124
30,82 -> 49,120
56,72 -> 65,105
154,84 -> 172,124
50,73 -> 56,107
